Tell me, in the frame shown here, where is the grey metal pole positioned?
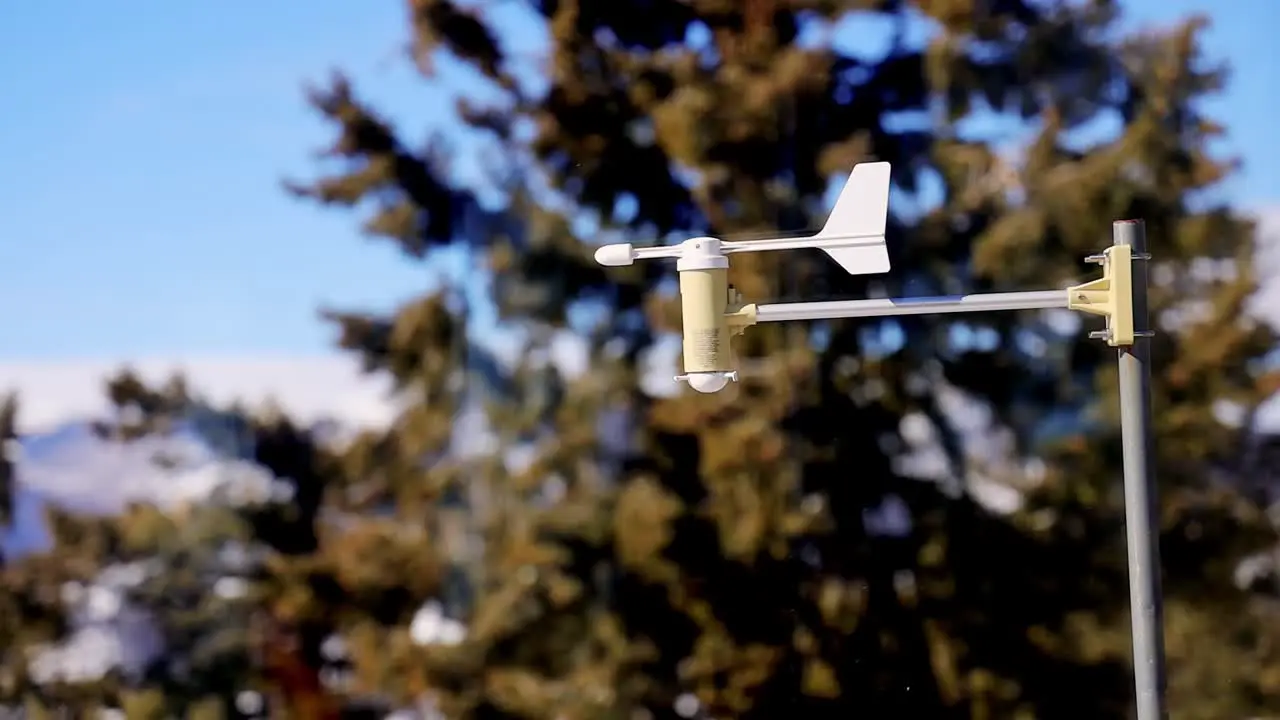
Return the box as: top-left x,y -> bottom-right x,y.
1114,219 -> 1168,719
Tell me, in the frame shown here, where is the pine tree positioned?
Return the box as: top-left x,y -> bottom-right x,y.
284,1 -> 1279,718
0,393 -> 73,711
0,370 -> 367,717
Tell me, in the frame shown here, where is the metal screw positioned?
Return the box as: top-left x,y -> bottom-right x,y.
1084,252 -> 1149,264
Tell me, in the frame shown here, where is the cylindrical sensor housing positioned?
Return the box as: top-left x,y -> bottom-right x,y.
678,267 -> 731,374
676,238 -> 733,383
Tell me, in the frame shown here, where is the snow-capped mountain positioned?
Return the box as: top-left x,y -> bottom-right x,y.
1,414 -> 289,558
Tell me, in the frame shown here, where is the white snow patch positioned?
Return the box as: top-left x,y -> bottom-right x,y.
28,563 -> 164,686
213,576 -> 251,600
1250,206 -> 1280,332
235,691 -> 265,716
674,693 -> 701,718
321,634 -> 348,661
1249,206 -> 1280,432
409,600 -> 466,646
968,476 -> 1025,514
1257,394 -> 1280,435
894,384 -> 1027,515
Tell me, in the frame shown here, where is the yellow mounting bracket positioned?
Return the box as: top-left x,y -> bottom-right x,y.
1066,244 -> 1134,347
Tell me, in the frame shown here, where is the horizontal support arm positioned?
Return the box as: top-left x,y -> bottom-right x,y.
754,290 -> 1068,323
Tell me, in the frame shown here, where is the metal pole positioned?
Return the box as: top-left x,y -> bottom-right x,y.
754,289 -> 1067,322
1114,219 -> 1168,719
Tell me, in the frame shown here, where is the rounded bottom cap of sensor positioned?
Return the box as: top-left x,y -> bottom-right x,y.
675,371 -> 737,394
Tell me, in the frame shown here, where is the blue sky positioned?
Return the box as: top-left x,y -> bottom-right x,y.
0,0 -> 1275,362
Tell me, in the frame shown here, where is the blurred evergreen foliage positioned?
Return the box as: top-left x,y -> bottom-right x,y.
1,1 -> 1278,718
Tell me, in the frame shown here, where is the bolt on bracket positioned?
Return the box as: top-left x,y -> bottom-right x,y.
1067,244 -> 1143,347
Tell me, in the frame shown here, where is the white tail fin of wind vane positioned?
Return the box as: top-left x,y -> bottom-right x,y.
714,160 -> 893,275
812,161 -> 892,275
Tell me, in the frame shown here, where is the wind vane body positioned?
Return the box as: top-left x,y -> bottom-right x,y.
593,161 -> 1139,394
593,162 -> 892,393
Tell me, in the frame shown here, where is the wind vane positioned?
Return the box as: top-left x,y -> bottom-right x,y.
595,162 -> 1137,393
592,161 -> 1169,720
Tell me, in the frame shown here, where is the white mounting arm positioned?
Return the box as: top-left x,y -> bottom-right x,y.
591,161 -> 1139,394
754,290 -> 1067,322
